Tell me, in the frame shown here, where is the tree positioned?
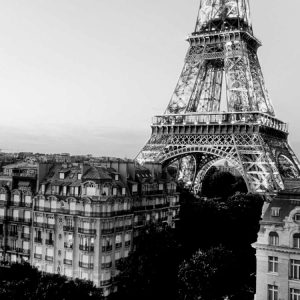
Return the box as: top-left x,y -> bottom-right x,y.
110,224 -> 182,300
178,246 -> 254,300
0,262 -> 103,300
177,191 -> 264,299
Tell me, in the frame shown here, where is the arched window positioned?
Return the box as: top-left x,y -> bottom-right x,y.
269,232 -> 279,246
293,233 -> 300,249
85,203 -> 92,214
85,182 -> 97,196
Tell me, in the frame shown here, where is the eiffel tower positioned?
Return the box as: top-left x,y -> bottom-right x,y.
137,0 -> 300,194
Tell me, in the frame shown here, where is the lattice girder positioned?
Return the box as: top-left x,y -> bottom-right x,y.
136,130 -> 299,193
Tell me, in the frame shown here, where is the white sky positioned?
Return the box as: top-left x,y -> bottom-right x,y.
0,0 -> 299,158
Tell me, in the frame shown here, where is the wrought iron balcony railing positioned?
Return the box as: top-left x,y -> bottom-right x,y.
45,239 -> 54,246
78,228 -> 96,235
79,261 -> 94,269
79,245 -> 94,252
102,245 -> 113,252
101,262 -> 112,269
21,233 -> 31,240
64,259 -> 72,265
152,112 -> 288,133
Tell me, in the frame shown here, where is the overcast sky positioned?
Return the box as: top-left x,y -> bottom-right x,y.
0,0 -> 298,158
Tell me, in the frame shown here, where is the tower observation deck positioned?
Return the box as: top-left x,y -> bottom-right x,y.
137,0 -> 300,194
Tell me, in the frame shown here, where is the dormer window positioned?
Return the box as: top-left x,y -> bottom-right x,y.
59,172 -> 65,180
132,185 -> 138,193
115,174 -> 119,181
295,214 -> 300,222
271,207 -> 280,217
78,173 -> 82,180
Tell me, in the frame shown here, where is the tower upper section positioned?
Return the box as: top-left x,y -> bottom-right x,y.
195,0 -> 252,33
163,0 -> 275,117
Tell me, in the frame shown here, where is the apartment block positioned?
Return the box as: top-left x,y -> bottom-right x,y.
0,160 -> 180,296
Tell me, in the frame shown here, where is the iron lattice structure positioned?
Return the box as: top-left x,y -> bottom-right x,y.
137,0 -> 300,193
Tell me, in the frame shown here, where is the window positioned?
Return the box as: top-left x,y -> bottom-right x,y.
268,285 -> 278,300
78,173 -> 82,180
132,185 -> 138,193
46,264 -> 53,273
70,202 -> 76,212
102,187 -> 109,196
24,211 -> 31,220
65,251 -> 73,261
268,256 -> 278,273
59,172 -> 65,179
25,196 -> 31,205
64,268 -> 72,277
13,209 -> 19,219
0,208 -> 5,217
35,246 -> 42,255
85,204 -> 91,214
291,260 -> 300,280
86,183 -> 96,196
23,241 -> 29,250
46,248 -> 54,257
295,214 -> 300,222
122,188 -> 126,195
113,188 -> 117,196
159,183 -> 164,191
290,288 -> 300,300
294,234 -> 300,249
269,232 -> 279,246
13,194 -> 20,203
115,174 -> 119,181
0,194 -> 5,201
81,271 -> 89,280
271,207 -> 280,217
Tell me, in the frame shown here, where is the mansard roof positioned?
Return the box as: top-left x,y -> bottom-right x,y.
261,191 -> 300,225
82,166 -> 112,181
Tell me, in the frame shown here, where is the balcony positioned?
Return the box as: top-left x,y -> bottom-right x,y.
115,243 -> 122,249
64,259 -> 72,265
102,245 -> 113,252
45,239 -> 54,246
34,253 -> 42,260
8,231 -> 18,237
19,248 -> 30,255
45,255 -> 54,262
64,242 -> 73,249
134,221 -> 144,228
33,221 -> 44,228
21,233 -> 31,240
100,279 -> 112,287
10,201 -> 21,207
34,237 -> 43,244
124,225 -> 133,231
79,245 -> 94,252
78,228 -> 96,235
151,112 -> 289,133
101,262 -> 112,269
0,200 -> 7,206
115,226 -> 124,233
101,228 -> 114,235
46,223 -> 55,229
63,225 -> 74,232
79,261 -> 94,269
